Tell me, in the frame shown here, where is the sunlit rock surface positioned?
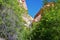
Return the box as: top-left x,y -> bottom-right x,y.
22,13 -> 33,27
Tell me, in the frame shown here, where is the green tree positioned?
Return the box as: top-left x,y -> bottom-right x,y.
0,0 -> 28,40
27,0 -> 60,40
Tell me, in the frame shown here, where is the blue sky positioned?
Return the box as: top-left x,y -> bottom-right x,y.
26,0 -> 43,18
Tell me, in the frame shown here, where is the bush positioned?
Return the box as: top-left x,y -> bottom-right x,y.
27,1 -> 60,40
0,0 -> 25,40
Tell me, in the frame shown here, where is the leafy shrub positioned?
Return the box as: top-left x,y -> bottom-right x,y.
0,0 -> 25,40
27,1 -> 60,40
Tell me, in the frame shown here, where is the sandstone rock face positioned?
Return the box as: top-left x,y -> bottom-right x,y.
19,0 -> 33,27
19,0 -> 27,10
22,13 -> 33,27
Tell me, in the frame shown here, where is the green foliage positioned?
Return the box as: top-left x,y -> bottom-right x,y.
0,0 -> 60,40
0,0 -> 28,40
27,1 -> 60,40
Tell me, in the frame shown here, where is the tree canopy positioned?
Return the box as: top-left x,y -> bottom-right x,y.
0,0 -> 60,40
